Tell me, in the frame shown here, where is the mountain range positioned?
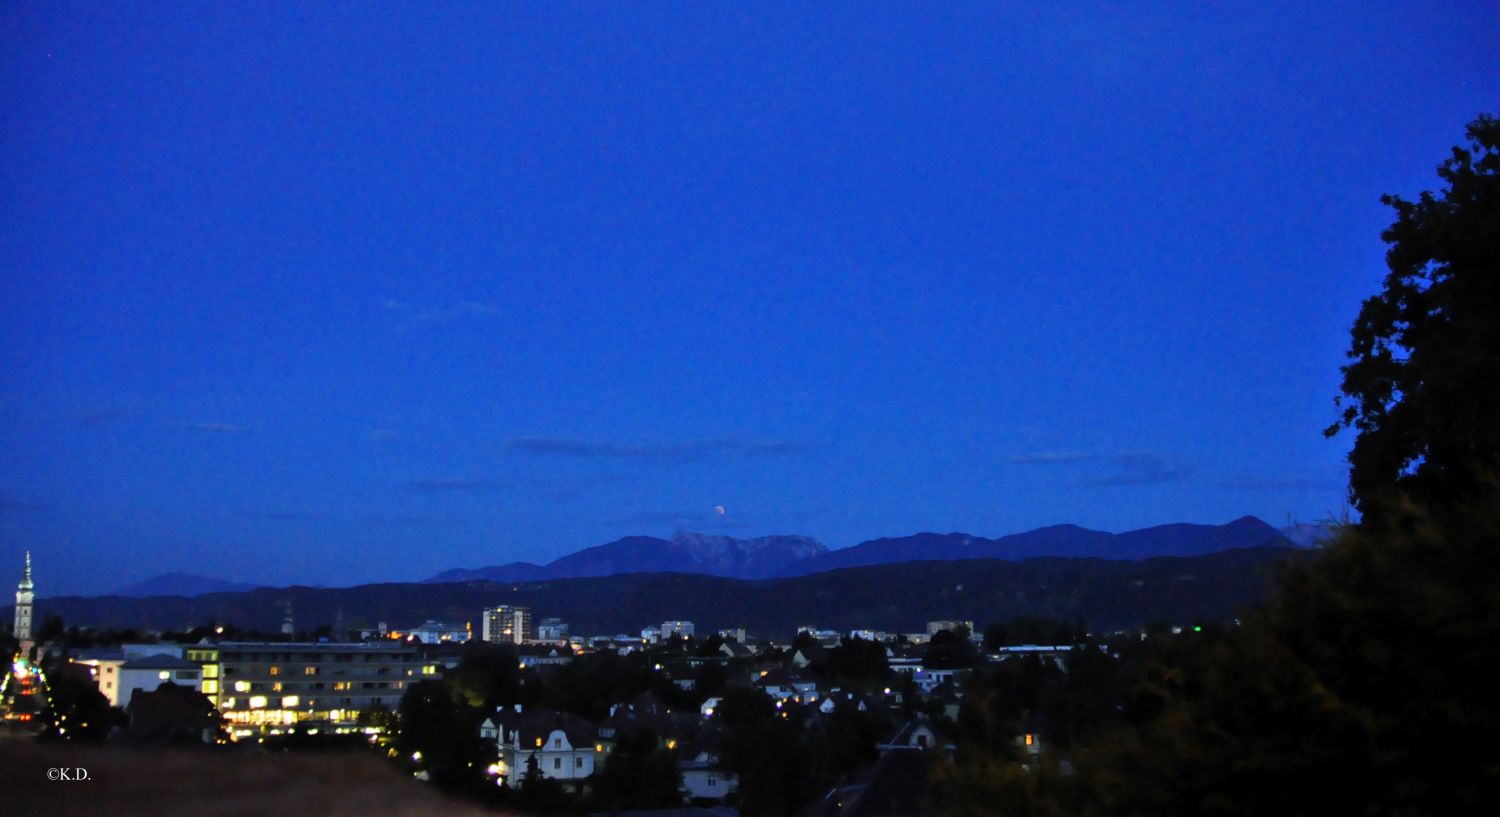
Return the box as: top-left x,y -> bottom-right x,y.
42,545 -> 1304,635
425,531 -> 830,583
424,516 -> 1294,583
104,516 -> 1303,598
112,573 -> 258,598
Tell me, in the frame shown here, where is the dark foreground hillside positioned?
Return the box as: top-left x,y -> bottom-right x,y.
26,546 -> 1300,635
0,740 -> 497,817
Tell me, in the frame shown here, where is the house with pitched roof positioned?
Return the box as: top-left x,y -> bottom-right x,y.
493,710 -> 606,790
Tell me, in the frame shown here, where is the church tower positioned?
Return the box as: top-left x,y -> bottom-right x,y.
14,551 -> 34,645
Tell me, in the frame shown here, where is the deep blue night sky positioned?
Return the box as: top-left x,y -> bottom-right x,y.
3,3 -> 1497,595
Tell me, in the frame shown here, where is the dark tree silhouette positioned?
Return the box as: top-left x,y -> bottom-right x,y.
590,728 -> 684,810
1328,113 -> 1500,518
41,674 -> 116,741
938,113 -> 1500,817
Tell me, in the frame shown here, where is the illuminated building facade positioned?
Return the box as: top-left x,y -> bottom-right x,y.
660,620 -> 695,640
537,617 -> 569,641
481,605 -> 534,644
492,712 -> 604,789
207,642 -> 438,735
185,644 -> 222,704
113,654 -> 203,708
400,619 -> 471,644
13,551 -> 34,647
925,619 -> 975,636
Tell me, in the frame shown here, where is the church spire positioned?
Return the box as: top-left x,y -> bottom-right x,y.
15,551 -> 34,644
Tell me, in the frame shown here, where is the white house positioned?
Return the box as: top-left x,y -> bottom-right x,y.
114,654 -> 204,709
818,691 -> 870,715
404,620 -> 471,644
753,668 -> 819,703
680,751 -> 738,801
911,668 -> 958,693
719,641 -> 754,660
70,648 -> 126,706
494,712 -> 603,789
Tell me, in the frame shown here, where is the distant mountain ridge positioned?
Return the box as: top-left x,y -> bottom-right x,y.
113,572 -> 258,598
427,532 -> 827,583
35,546 -> 1304,635
428,517 -> 1294,583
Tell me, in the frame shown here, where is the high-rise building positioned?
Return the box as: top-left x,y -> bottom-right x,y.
661,620 -> 695,640
537,618 -> 569,641
13,551 -> 34,646
926,620 -> 974,637
481,606 -> 534,644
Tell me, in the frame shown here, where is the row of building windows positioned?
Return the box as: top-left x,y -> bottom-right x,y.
228,680 -> 405,693
221,695 -> 391,710
224,666 -> 413,677
219,653 -> 414,663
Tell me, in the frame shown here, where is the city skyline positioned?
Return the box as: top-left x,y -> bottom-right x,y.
4,3 -> 1499,595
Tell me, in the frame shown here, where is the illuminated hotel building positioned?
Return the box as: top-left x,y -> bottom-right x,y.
202,642 -> 438,735
481,605 -> 534,644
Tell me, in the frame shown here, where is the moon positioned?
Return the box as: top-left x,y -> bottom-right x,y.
714,505 -> 726,515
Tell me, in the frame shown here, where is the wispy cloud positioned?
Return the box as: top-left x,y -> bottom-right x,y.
509,437 -> 808,462
174,421 -> 248,434
406,473 -> 627,497
1008,451 -> 1102,465
365,514 -> 447,526
1216,475 -> 1343,492
599,508 -> 753,532
244,510 -> 317,521
1087,452 -> 1194,487
1010,449 -> 1193,487
76,409 -> 132,428
385,299 -> 501,324
0,496 -> 45,513
408,478 -> 503,493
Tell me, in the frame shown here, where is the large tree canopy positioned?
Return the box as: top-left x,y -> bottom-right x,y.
1328,114 -> 1500,518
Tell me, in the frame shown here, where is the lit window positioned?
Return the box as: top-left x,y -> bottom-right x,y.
269,666 -> 281,676
158,671 -> 171,680
249,696 -> 267,709
282,696 -> 299,707
272,682 -> 283,692
304,667 -> 318,676
234,681 -> 250,693
1025,733 -> 1035,747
